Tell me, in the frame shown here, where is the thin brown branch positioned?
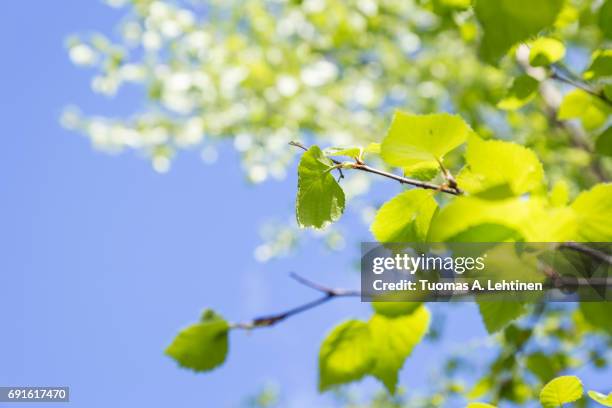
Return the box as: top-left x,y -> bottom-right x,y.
230,266 -> 612,331
231,273 -> 360,330
289,141 -> 462,195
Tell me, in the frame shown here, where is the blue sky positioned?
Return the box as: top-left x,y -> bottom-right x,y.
0,1 -> 609,407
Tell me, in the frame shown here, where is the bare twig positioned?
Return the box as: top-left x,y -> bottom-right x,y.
231,273 -> 360,330
289,141 -> 462,195
230,265 -> 612,331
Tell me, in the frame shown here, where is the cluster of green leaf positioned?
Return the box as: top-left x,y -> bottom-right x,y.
296,110 -> 611,245
68,0 -> 612,405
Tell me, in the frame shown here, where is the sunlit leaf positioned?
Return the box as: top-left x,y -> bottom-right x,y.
529,37 -> 565,66
467,403 -> 497,408
370,189 -> 438,243
539,376 -> 583,408
368,306 -> 430,394
558,89 -> 611,130
318,320 -> 374,391
380,111 -> 471,169
549,180 -> 569,207
570,183 -> 612,241
588,390 -> 612,407
457,136 -> 544,197
431,196 -> 576,242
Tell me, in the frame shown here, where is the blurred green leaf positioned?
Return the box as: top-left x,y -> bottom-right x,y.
497,75 -> 539,110
596,127 -> 612,157
372,301 -> 421,318
539,376 -> 583,408
588,390 -> 612,407
474,0 -> 564,63
600,0 -> 612,38
529,37 -> 565,67
368,306 -> 430,394
584,49 -> 612,80
558,89 -> 611,130
467,403 -> 497,408
165,309 -> 229,372
549,180 -> 569,207
477,301 -> 526,334
580,302 -> 612,335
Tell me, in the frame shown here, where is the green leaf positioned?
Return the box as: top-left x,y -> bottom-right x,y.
580,302 -> 612,335
583,49 -> 612,80
604,84 -> 612,101
380,111 -> 471,169
372,301 -> 421,317
525,352 -> 561,383
497,75 -> 539,110
529,37 -> 565,67
588,390 -> 612,407
477,301 -> 526,334
430,196 -> 576,242
368,306 -> 430,394
457,136 -> 544,197
558,89 -> 611,130
596,127 -> 612,157
370,189 -> 438,243
296,146 -> 345,229
549,180 -> 569,207
468,377 -> 493,399
474,0 -> 564,63
404,161 -> 440,181
571,183 -> 612,241
318,320 -> 374,391
539,376 -> 584,408
165,309 -> 229,372
467,403 -> 497,408
600,0 -> 612,39
323,146 -> 362,158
